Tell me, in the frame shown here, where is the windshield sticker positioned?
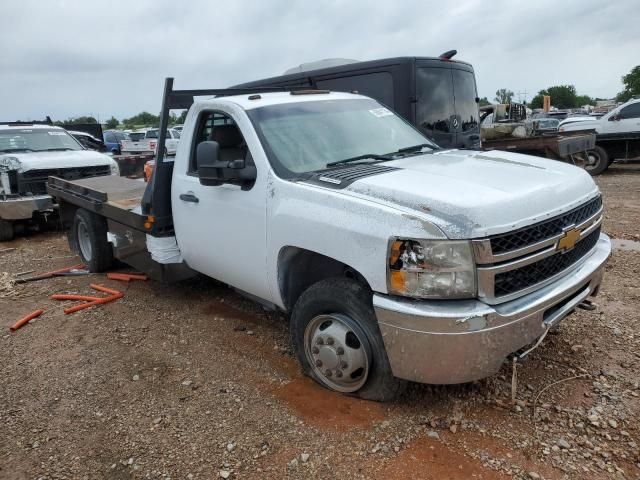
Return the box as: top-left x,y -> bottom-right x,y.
48,131 -> 67,135
369,108 -> 393,118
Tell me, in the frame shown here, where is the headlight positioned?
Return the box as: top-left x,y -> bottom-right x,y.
110,161 -> 120,176
387,239 -> 476,299
559,127 -> 565,132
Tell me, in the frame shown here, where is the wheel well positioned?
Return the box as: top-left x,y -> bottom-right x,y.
278,247 -> 370,311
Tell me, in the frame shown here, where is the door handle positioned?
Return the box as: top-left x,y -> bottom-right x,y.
179,193 -> 199,203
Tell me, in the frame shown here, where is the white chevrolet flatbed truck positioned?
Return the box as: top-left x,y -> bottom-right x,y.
48,79 -> 611,401
0,123 -> 119,241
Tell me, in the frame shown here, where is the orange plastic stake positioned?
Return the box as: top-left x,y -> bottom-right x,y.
51,294 -> 103,302
106,273 -> 148,282
63,293 -> 123,314
15,264 -> 86,284
90,284 -> 123,296
10,309 -> 44,331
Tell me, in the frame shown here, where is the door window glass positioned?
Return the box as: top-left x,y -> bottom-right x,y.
618,102 -> 640,119
452,69 -> 479,132
189,112 -> 249,174
416,68 -> 454,133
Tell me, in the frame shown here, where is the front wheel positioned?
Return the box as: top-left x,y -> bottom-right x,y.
290,277 -> 406,401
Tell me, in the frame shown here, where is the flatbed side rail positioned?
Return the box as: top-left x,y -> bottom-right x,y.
141,78 -> 317,235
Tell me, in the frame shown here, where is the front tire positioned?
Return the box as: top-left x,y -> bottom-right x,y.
291,277 -> 406,401
0,220 -> 14,242
72,209 -> 113,272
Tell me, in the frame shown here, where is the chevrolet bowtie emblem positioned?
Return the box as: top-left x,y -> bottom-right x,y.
557,228 -> 581,252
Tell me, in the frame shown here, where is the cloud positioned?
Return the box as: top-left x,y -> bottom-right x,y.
1,0 -> 638,120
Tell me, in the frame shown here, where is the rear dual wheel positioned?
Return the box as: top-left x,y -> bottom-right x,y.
291,277 -> 406,401
576,146 -> 609,175
72,209 -> 113,272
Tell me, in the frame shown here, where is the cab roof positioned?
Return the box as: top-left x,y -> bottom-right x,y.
196,90 -> 368,111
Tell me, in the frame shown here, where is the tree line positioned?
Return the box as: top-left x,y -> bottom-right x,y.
480,64 -> 639,109
54,110 -> 188,130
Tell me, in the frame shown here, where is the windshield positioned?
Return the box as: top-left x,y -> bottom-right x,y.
248,98 -> 433,177
0,128 -> 83,153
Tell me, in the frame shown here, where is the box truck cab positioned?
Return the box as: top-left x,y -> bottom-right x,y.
235,54 -> 481,150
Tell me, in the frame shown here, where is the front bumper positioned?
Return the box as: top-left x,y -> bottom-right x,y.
374,233 -> 611,384
0,195 -> 53,220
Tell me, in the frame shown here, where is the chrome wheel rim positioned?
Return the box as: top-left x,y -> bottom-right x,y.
77,220 -> 92,261
584,151 -> 600,171
303,313 -> 370,393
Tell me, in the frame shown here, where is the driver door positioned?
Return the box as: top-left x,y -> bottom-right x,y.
171,107 -> 271,301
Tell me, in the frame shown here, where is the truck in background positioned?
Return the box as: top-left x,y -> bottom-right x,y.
0,121 -> 119,241
121,128 -> 180,156
234,52 -> 482,150
559,97 -> 640,174
47,78 -> 610,401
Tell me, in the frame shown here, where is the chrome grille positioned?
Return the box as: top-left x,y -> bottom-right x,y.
474,195 -> 604,303
494,227 -> 601,296
490,196 -> 602,255
16,165 -> 112,194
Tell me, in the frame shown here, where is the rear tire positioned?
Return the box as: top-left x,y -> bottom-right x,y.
0,220 -> 14,242
290,277 -> 406,402
583,146 -> 609,175
72,209 -> 113,272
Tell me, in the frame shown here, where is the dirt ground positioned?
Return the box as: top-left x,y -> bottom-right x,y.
1,162 -> 639,480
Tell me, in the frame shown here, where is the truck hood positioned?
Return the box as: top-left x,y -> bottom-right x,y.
559,117 -> 600,132
0,150 -> 115,172
340,149 -> 599,239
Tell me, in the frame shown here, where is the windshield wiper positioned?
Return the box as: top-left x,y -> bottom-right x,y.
0,148 -> 34,153
396,143 -> 436,153
326,153 -> 390,167
37,148 -> 74,152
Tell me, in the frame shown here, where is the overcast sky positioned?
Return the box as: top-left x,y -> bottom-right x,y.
2,0 -> 638,121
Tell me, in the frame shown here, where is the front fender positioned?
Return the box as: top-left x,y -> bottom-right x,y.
266,172 -> 446,308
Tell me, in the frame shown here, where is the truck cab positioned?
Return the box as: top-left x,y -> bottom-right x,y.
49,80 -> 611,401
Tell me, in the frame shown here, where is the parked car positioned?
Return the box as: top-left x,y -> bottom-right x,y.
558,97 -> 640,174
172,124 -> 184,133
68,130 -> 107,152
121,128 -> 180,155
103,130 -> 130,155
0,122 -> 119,241
48,79 -> 610,401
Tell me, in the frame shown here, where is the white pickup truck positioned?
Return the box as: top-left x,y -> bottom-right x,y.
48,79 -> 611,401
120,128 -> 180,156
0,123 -> 119,241
559,97 -> 640,174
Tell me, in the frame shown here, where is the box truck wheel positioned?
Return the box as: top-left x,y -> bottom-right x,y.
583,146 -> 609,175
72,209 -> 113,272
0,220 -> 14,242
290,277 -> 406,402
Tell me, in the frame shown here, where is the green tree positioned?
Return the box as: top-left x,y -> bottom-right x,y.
529,85 -> 583,109
478,97 -> 491,107
616,65 -> 640,103
104,116 -> 119,129
122,111 -> 160,128
494,88 -> 514,104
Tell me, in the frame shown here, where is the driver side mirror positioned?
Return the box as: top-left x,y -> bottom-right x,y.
196,141 -> 257,187
608,114 -> 619,121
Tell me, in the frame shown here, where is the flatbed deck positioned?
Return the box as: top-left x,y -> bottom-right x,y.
47,175 -> 149,231
482,131 -> 595,159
